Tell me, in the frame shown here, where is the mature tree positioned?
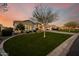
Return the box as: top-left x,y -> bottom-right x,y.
0,3 -> 8,12
32,5 -> 58,38
64,21 -> 79,32
16,23 -> 25,33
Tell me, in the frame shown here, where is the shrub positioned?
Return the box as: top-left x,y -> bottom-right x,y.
33,29 -> 37,32
26,31 -> 30,33
1,28 -> 13,36
52,27 -> 59,30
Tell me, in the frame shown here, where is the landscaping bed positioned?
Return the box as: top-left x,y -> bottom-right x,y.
3,32 -> 72,56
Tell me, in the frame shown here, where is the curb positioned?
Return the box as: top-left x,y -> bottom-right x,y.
0,33 -> 26,56
47,33 -> 79,56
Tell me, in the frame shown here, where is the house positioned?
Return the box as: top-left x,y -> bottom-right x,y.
59,25 -> 79,30
0,24 -> 2,32
13,20 -> 57,33
13,20 -> 42,33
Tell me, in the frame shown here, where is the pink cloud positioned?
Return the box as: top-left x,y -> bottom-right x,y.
48,3 -> 72,9
0,3 -> 78,27
70,8 -> 79,16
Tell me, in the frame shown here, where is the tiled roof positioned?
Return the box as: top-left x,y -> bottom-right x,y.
13,20 -> 39,26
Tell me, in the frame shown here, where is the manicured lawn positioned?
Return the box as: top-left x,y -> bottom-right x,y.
3,32 -> 72,56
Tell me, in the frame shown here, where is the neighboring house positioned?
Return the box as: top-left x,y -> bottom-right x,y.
0,24 -> 4,32
75,25 -> 79,30
51,25 -> 59,30
13,20 -> 41,32
0,24 -> 2,32
45,24 -> 59,30
60,25 -> 79,30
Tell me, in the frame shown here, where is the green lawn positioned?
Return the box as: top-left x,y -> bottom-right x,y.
3,32 -> 72,56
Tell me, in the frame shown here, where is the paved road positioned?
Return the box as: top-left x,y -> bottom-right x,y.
67,36 -> 79,56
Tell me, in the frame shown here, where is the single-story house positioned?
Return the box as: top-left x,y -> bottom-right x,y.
13,20 -> 43,33
0,24 -> 4,32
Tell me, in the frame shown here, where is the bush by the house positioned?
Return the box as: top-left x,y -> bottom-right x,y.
52,27 -> 59,30
33,30 -> 37,32
1,28 -> 13,36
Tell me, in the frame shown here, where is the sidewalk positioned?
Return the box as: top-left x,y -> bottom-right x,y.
47,30 -> 75,35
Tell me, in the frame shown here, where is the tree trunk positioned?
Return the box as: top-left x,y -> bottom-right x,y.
44,29 -> 46,38
43,24 -> 46,38
69,29 -> 70,32
69,27 -> 71,32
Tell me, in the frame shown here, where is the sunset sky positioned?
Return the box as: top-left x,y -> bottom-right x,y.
0,3 -> 79,27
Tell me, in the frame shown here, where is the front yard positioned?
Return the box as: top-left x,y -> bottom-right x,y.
3,32 -> 72,56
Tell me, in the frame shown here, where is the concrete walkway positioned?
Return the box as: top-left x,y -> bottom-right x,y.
47,30 -> 75,35
67,36 -> 79,56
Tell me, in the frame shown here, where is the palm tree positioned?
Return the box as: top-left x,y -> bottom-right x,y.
32,5 -> 58,38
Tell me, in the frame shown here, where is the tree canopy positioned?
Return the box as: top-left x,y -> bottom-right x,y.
16,23 -> 25,32
64,21 -> 79,28
33,5 -> 58,24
